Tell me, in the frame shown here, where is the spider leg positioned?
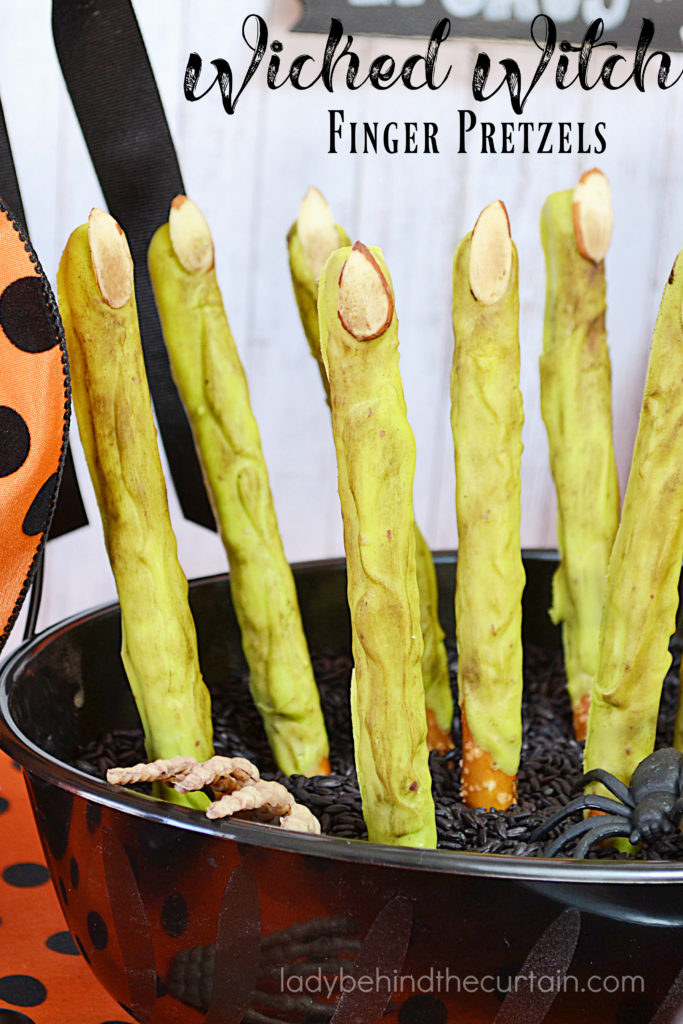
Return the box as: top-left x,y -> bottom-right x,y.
581,769 -> 634,808
541,815 -> 630,858
531,793 -> 631,843
572,820 -> 633,859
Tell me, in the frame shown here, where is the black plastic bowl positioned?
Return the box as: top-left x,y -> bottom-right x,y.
1,553 -> 682,1024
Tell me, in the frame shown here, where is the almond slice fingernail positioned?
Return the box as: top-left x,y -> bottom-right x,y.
298,186 -> 340,281
573,168 -> 613,264
338,242 -> 394,341
169,194 -> 214,274
469,200 -> 512,306
88,208 -> 134,308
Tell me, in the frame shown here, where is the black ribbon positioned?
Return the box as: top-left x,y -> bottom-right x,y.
52,0 -> 215,530
0,94 -> 87,543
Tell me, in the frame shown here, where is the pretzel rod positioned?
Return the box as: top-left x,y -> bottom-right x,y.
148,197 -> 329,778
57,210 -> 213,807
450,201 -> 524,810
289,188 -> 453,752
584,249 -> 683,786
540,169 -> 619,740
318,241 -> 436,847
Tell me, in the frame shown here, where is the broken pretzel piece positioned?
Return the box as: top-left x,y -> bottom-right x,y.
206,779 -> 294,822
173,755 -> 259,795
107,755 -> 321,835
106,756 -> 199,788
281,802 -> 322,835
205,779 -> 321,834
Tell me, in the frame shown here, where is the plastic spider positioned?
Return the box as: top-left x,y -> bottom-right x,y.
532,747 -> 683,858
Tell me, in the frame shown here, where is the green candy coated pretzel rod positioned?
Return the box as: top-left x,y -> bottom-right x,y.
585,248 -> 683,785
148,196 -> 329,778
450,200 -> 525,810
288,186 -> 351,406
319,241 -> 436,847
57,209 -> 213,809
289,187 -> 453,751
540,168 -> 620,740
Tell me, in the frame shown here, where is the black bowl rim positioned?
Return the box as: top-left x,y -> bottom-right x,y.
1,552 -> 682,885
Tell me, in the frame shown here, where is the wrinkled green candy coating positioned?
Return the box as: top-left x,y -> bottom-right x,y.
58,224 -> 213,808
288,217 -> 350,405
319,245 -> 436,848
149,223 -> 328,778
289,219 -> 452,738
585,248 -> 683,783
540,189 -> 619,717
451,231 -> 524,778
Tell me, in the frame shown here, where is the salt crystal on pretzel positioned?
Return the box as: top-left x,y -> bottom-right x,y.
106,756 -> 199,787
173,755 -> 259,795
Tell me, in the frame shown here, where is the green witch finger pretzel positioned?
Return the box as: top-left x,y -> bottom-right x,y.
540,168 -> 619,740
289,187 -> 454,752
58,209 -> 213,809
148,196 -> 329,779
585,247 -> 683,788
288,186 -> 350,405
319,240 -> 436,848
451,200 -> 525,810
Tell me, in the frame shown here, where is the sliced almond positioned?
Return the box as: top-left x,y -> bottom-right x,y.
169,194 -> 214,273
572,168 -> 613,264
297,186 -> 340,281
337,242 -> 394,341
469,200 -> 512,306
88,208 -> 134,308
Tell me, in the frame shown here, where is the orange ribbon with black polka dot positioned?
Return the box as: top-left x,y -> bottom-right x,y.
0,202 -> 69,652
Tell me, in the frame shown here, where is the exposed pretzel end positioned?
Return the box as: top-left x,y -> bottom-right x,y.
337,242 -> 394,341
460,715 -> 517,810
426,708 -> 454,754
572,168 -> 613,264
308,755 -> 331,777
169,194 -> 214,273
88,208 -> 134,308
469,200 -> 512,306
572,692 -> 591,743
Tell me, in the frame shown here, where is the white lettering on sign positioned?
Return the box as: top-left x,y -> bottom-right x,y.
346,0 -> 632,29
481,1 -> 547,20
439,0 -> 484,14
541,0 -> 581,22
583,0 -> 629,30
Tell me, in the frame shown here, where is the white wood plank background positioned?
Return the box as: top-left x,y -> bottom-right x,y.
0,0 -> 681,651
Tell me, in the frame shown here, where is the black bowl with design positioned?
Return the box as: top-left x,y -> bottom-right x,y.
1,553 -> 682,1024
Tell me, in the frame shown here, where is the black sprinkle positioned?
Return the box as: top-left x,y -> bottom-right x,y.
75,644 -> 683,861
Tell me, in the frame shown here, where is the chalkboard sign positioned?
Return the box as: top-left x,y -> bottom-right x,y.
294,0 -> 683,50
